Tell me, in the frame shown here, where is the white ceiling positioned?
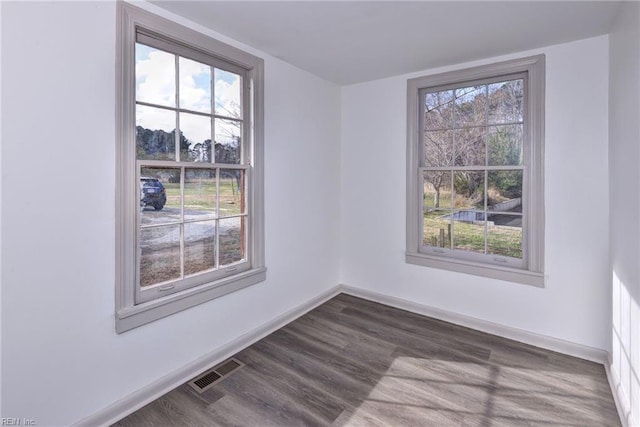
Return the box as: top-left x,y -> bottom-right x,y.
152,1 -> 622,85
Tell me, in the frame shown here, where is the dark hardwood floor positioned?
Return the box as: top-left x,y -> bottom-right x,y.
114,294 -> 620,426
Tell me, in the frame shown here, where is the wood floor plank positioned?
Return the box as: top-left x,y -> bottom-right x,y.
237,347 -> 345,423
208,368 -> 328,427
339,305 -> 493,362
283,321 -> 398,376
114,294 -> 620,426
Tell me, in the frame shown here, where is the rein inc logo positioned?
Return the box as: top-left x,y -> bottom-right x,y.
1,419 -> 35,426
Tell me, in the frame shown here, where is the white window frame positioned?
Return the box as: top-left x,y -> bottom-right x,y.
116,2 -> 265,333
406,55 -> 545,287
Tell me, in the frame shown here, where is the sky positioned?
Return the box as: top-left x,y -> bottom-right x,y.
135,43 -> 241,146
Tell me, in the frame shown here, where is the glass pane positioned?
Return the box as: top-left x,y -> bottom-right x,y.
136,105 -> 176,161
425,90 -> 454,130
488,170 -> 523,212
454,127 -> 485,166
184,220 -> 216,276
487,214 -> 522,258
139,225 -> 181,287
488,124 -> 523,166
179,57 -> 211,113
215,68 -> 242,118
454,171 -> 484,210
135,43 -> 176,107
455,85 -> 486,128
185,169 -> 216,221
215,118 -> 242,164
180,112 -> 212,162
220,217 -> 245,266
424,171 -> 452,210
453,215 -> 486,254
425,131 -> 452,167
219,169 -> 244,217
488,79 -> 524,124
140,168 -> 181,225
423,210 -> 451,248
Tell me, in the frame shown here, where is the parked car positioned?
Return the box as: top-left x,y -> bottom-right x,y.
140,177 -> 166,210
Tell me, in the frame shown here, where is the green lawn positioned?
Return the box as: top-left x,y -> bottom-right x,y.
424,189 -> 453,209
423,211 -> 522,258
164,178 -> 243,216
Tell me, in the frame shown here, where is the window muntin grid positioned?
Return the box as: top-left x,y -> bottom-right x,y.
134,35 -> 250,303
419,75 -> 526,268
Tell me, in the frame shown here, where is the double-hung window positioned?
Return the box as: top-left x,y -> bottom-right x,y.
406,56 -> 545,286
116,3 -> 265,332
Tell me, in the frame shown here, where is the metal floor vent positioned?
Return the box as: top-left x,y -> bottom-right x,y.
188,358 -> 245,393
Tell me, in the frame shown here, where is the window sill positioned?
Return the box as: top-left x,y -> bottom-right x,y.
406,252 -> 544,287
116,267 -> 267,333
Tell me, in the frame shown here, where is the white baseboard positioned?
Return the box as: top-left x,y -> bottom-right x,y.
72,285 -> 341,427
605,356 -> 634,427
340,284 -> 609,364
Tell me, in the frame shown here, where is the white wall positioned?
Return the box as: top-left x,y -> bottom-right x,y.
340,36 -> 610,351
0,2 -> 341,425
609,2 -> 640,425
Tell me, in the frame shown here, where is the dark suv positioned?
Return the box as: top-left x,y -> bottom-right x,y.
140,177 -> 166,210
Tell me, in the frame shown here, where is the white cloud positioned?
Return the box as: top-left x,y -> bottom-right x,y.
136,47 -> 175,107
181,112 -> 211,144
179,57 -> 210,113
136,104 -> 175,133
214,71 -> 241,118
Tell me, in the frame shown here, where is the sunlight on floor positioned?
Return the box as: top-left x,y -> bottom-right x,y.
339,357 -> 609,426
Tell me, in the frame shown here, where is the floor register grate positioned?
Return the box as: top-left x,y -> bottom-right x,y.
188,358 -> 245,393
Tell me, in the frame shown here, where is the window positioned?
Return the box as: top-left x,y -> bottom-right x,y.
116,3 -> 265,332
406,56 -> 544,287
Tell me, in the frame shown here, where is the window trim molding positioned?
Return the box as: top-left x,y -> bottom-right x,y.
115,2 -> 265,333
406,55 -> 545,287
